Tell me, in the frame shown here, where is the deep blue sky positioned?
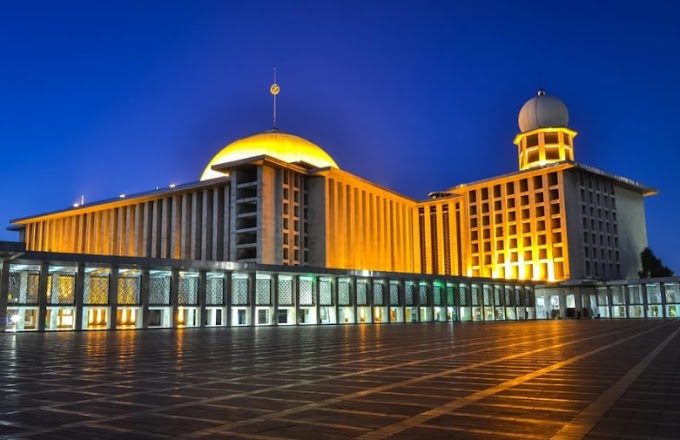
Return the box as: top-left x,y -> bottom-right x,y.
2,1 -> 679,271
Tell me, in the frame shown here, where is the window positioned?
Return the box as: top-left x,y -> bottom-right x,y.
544,132 -> 559,144
526,134 -> 539,147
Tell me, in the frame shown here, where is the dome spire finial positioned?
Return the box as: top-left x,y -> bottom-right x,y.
537,88 -> 546,96
270,67 -> 280,131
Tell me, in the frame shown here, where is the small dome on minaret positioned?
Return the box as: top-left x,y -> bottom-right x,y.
518,89 -> 569,133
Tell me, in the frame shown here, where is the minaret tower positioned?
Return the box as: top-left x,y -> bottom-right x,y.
513,89 -> 577,171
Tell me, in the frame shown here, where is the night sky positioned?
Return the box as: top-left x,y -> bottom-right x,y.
2,1 -> 679,272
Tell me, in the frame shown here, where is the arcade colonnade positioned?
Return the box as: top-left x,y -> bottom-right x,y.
535,280 -> 680,320
0,256 -> 536,332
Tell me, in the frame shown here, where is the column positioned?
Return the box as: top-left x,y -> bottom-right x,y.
660,283 -> 668,318
74,264 -> 85,331
198,270 -> 207,327
367,278 -> 374,323
0,261 -> 9,332
398,280 -> 406,322
140,268 -> 150,329
332,277 -> 340,326
248,272 -> 256,326
607,285 -> 613,319
37,262 -> 49,331
272,273 -> 279,326
350,277 -> 357,324
224,272 -> 232,327
109,266 -> 119,330
294,275 -> 301,325
170,268 -> 179,328
314,275 -> 321,324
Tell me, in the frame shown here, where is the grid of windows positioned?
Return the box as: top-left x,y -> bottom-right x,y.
281,170 -> 304,266
579,171 -> 620,278
464,170 -> 564,281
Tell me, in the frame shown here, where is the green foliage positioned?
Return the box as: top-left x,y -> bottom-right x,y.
638,247 -> 674,278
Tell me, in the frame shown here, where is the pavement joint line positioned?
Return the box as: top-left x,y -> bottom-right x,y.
1,329 -> 538,403
0,321 -> 668,440
353,321 -> 676,440
176,321 -> 667,439
549,326 -> 680,440
2,325 -> 586,438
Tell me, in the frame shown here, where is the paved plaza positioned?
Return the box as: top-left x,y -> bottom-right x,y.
1,320 -> 679,439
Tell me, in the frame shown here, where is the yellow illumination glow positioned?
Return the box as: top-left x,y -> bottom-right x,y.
200,131 -> 339,181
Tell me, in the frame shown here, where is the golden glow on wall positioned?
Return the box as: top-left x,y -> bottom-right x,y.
514,127 -> 577,171
201,131 -> 339,180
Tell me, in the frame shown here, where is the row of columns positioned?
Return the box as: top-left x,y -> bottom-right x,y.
1,258 -> 540,332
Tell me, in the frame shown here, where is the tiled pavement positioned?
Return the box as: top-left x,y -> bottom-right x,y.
1,320 -> 679,439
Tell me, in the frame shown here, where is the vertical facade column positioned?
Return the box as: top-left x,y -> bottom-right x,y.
427,280 -> 434,322
314,275 -> 321,324
294,275 -> 301,325
0,261 -> 9,332
350,277 -> 357,324
198,270 -> 207,327
248,272 -> 256,326
74,264 -> 85,331
140,268 -> 150,329
367,278 -> 374,323
332,277 -> 339,325
606,286 -> 613,319
414,281 -> 421,322
170,268 -> 179,328
398,280 -> 406,322
660,283 -> 668,318
109,266 -> 119,329
37,262 -> 49,331
224,272 -> 232,327
272,273 -> 279,326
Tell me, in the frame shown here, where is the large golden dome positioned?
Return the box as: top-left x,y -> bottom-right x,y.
200,131 -> 339,181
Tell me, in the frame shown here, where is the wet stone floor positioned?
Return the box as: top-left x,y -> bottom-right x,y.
1,320 -> 679,439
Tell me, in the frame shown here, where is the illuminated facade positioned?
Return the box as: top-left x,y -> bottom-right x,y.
1,89 -> 666,332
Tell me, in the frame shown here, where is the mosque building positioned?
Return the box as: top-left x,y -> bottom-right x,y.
1,88 -> 678,332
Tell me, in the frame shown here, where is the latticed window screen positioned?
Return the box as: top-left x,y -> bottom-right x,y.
8,271 -> 21,304
470,286 -> 479,306
628,286 -> 643,304
494,286 -> 502,306
206,277 -> 224,305
504,286 -> 513,306
482,286 -> 491,306
665,284 -> 680,304
405,283 -> 414,305
356,281 -> 368,305
524,288 -> 534,307
389,283 -> 399,305
373,282 -> 384,306
419,284 -> 428,305
597,287 -> 609,306
338,280 -> 350,305
232,277 -> 249,305
646,284 -> 662,304
150,275 -> 171,305
84,274 -> 109,305
179,276 -> 198,305
50,273 -> 76,305
515,287 -> 522,306
27,273 -> 40,304
299,278 -> 313,305
459,285 -> 468,306
118,275 -> 141,305
447,284 -> 455,307
319,279 -> 332,305
256,277 -> 271,305
278,277 -> 293,305
611,286 -> 625,305
433,285 -> 442,306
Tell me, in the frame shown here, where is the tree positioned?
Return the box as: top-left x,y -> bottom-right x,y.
638,247 -> 674,278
